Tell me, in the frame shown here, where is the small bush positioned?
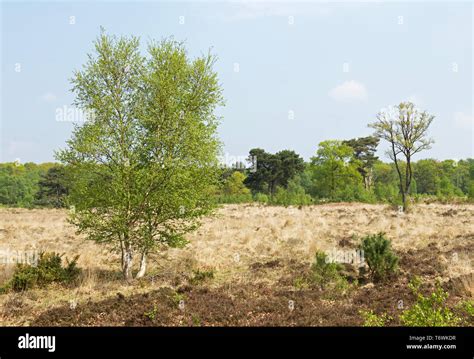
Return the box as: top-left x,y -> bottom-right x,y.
359,233 -> 398,282
191,314 -> 202,326
457,300 -> 474,317
4,252 -> 81,292
270,183 -> 312,206
311,252 -> 344,289
190,268 -> 215,285
293,276 -> 310,290
254,192 -> 269,204
455,300 -> 474,325
374,183 -> 399,204
7,265 -> 38,292
216,193 -> 253,204
360,309 -> 392,327
399,277 -> 461,327
217,171 -> 253,203
144,304 -> 159,321
170,292 -> 186,308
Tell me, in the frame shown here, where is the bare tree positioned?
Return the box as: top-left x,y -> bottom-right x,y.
369,102 -> 434,211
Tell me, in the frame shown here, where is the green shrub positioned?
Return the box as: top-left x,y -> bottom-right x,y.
254,192 -> 269,204
293,276 -> 310,290
270,183 -> 312,206
170,292 -> 186,308
7,265 -> 38,292
144,304 -> 159,321
359,233 -> 398,282
191,314 -> 202,326
468,181 -> 474,200
455,300 -> 474,325
374,183 -> 400,204
216,193 -> 253,204
457,300 -> 474,317
190,268 -> 215,285
310,251 -> 343,290
354,187 -> 378,204
360,309 -> 392,327
4,252 -> 81,292
399,277 -> 461,327
217,171 -> 253,203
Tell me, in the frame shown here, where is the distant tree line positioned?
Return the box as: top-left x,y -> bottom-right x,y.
216,138 -> 474,207
0,162 -> 68,208
1,146 -> 473,209
217,102 -> 474,208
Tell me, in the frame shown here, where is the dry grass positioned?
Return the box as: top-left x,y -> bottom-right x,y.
0,203 -> 473,325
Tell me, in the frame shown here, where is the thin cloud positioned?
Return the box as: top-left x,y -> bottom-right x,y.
329,80 -> 368,103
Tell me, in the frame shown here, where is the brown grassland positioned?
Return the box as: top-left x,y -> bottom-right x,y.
0,203 -> 473,326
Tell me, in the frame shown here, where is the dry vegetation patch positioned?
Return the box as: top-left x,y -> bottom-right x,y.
0,203 -> 473,326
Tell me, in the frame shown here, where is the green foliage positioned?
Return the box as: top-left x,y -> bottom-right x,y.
254,192 -> 269,204
310,251 -> 347,292
4,252 -> 81,292
34,165 -> 69,208
309,140 -> 363,201
293,276 -> 310,290
0,156 -> 471,208
244,148 -> 305,197
359,233 -> 398,282
372,162 -> 399,201
170,292 -> 186,308
270,177 -> 312,206
190,268 -> 215,285
456,300 -> 474,321
57,31 -> 223,279
0,162 -> 56,207
414,159 -> 441,195
343,136 -> 379,190
216,171 -> 253,203
359,309 -> 392,327
222,171 -> 250,195
144,304 -> 159,320
191,314 -> 202,326
400,278 -> 461,327
469,181 -> 474,200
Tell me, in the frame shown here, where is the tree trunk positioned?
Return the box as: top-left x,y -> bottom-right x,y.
367,175 -> 372,190
136,251 -> 147,278
401,190 -> 407,211
122,244 -> 133,280
120,239 -> 124,270
404,156 -> 412,211
391,141 -> 406,211
269,181 -> 276,199
363,174 -> 369,190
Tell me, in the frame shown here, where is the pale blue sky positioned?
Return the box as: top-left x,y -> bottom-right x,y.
1,1 -> 473,163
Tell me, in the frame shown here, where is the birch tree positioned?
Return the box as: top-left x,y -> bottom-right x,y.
57,31 -> 223,279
